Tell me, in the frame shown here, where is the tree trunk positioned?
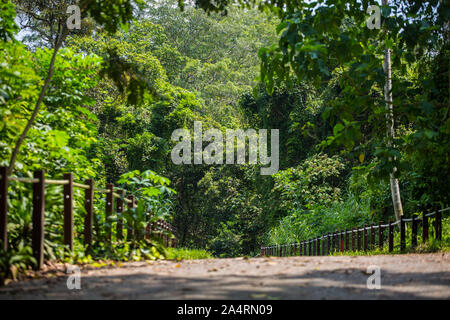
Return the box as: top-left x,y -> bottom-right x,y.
383,0 -> 403,220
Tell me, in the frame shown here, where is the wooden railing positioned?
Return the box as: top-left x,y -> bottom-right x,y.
0,167 -> 177,269
261,207 -> 448,257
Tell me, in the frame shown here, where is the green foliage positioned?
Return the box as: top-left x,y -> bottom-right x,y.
0,241 -> 36,285
267,193 -> 372,245
0,0 -> 18,41
165,247 -> 213,260
271,153 -> 346,216
2,0 -> 449,268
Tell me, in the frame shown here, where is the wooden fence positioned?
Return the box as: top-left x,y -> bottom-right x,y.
261,207 -> 449,257
0,167 -> 177,269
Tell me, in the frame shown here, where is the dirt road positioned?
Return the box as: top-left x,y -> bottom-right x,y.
1,253 -> 449,299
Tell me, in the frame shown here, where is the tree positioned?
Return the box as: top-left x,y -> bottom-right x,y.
382,0 -> 403,219
7,0 -> 144,174
254,0 -> 449,217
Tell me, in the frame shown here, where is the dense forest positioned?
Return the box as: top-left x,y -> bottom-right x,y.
0,0 -> 449,280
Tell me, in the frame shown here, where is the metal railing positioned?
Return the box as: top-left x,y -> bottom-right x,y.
261,207 -> 448,257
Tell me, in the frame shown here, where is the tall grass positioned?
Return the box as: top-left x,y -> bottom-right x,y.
266,193 -> 372,245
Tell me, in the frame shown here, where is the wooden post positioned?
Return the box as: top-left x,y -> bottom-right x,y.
363,224 -> 368,251
388,220 -> 393,253
32,170 -> 45,269
340,231 -> 344,252
294,243 -> 297,256
105,183 -> 114,241
423,210 -> 428,243
84,179 -> 94,248
308,240 -> 312,256
378,222 -> 383,250
0,167 -> 8,251
116,189 -> 124,240
400,216 -> 405,252
63,173 -> 73,251
317,238 -> 321,256
435,207 -> 442,241
411,214 -> 417,248
371,223 -> 375,251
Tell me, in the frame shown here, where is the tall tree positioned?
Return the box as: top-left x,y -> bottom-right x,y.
382,0 -> 403,219
7,0 -> 144,174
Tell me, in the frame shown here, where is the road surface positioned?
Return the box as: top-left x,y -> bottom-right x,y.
0,253 -> 449,299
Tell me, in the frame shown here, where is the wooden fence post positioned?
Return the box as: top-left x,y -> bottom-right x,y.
388,220 -> 393,253
63,173 -> 73,251
32,170 -> 45,269
363,224 -> 368,252
423,210 -> 428,243
327,233 -> 331,255
308,240 -> 312,256
411,214 -> 417,248
0,167 -> 8,251
378,222 -> 383,250
116,189 -> 124,240
317,238 -> 321,256
400,216 -> 405,252
84,179 -> 94,248
105,183 -> 114,241
435,207 -> 442,241
294,243 -> 297,256
340,231 -> 344,252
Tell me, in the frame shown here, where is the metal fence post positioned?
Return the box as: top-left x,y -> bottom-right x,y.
126,195 -> 135,242
352,228 -> 356,251
378,222 -> 383,250
344,229 -> 349,252
388,220 -> 393,253
357,228 -> 361,251
84,179 -> 94,248
400,216 -> 405,252
370,223 -> 375,251
63,173 -> 73,251
423,210 -> 428,243
0,167 -> 8,251
411,214 -> 417,248
105,183 -> 114,241
116,189 -> 124,240
32,170 -> 45,269
363,224 -> 368,252
435,207 -> 442,241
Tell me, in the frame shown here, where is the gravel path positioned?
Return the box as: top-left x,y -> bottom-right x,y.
1,253 -> 449,299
